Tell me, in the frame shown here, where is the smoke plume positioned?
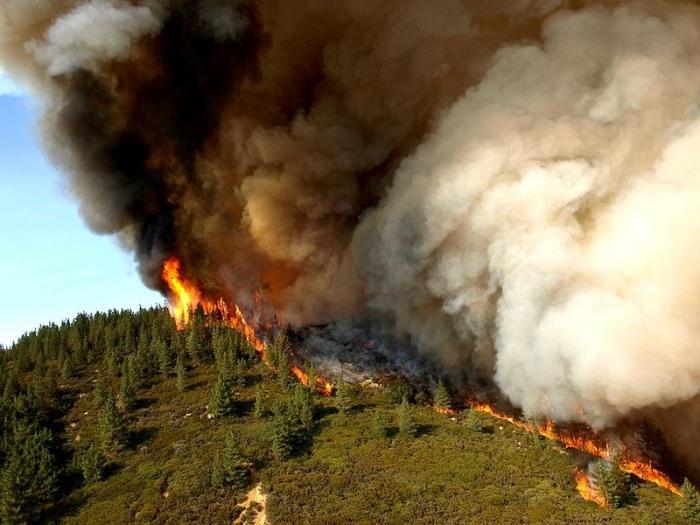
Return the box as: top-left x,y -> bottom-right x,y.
6,0 -> 700,469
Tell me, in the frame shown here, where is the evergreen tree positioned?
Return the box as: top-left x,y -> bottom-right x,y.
93,371 -> 109,409
254,386 -> 265,419
433,379 -> 452,410
680,477 -> 700,524
78,441 -> 106,484
176,353 -> 187,393
290,383 -> 315,432
372,411 -> 390,438
186,329 -> 202,365
335,376 -> 353,414
398,396 -> 418,438
269,413 -> 295,461
211,430 -> 249,489
61,353 -> 76,379
97,394 -> 128,454
155,337 -> 173,377
592,459 -> 630,508
210,373 -> 235,418
117,360 -> 136,412
464,408 -> 484,433
0,426 -> 58,524
268,332 -> 291,388
2,370 -> 18,402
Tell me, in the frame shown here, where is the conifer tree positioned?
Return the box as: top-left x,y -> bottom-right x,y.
254,385 -> 265,419
211,430 -> 249,489
93,371 -> 109,409
335,376 -> 353,414
155,337 -> 173,377
372,410 -> 390,438
78,441 -> 106,484
118,360 -> 136,412
97,394 -> 128,453
398,396 -> 418,438
269,413 -> 295,461
464,408 -> 484,433
3,371 -> 18,402
592,459 -> 630,508
290,383 -> 315,432
176,353 -> 187,393
433,379 -> 452,410
0,426 -> 58,524
210,373 -> 235,418
680,477 -> 700,524
61,353 -> 76,379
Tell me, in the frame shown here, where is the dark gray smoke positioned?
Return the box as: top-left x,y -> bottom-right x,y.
7,0 -> 700,476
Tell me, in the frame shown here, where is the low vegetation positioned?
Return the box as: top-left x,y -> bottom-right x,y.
0,307 -> 695,524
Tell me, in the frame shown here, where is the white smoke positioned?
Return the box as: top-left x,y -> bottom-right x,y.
26,0 -> 162,76
354,4 -> 700,427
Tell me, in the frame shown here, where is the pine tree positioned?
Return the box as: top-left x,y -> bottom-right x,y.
2,370 -> 18,401
372,411 -> 389,438
93,371 -> 109,409
592,459 -> 630,508
78,441 -> 106,484
0,426 -> 58,524
269,413 -> 295,461
680,478 -> 700,524
464,408 -> 484,432
210,373 -> 235,418
335,376 -> 353,414
97,394 -> 128,454
61,353 -> 76,379
398,396 -> 418,438
211,430 -> 249,489
117,360 -> 136,412
186,329 -> 201,365
433,379 -> 452,410
254,386 -> 265,419
176,353 -> 187,393
290,383 -> 315,432
155,337 -> 173,377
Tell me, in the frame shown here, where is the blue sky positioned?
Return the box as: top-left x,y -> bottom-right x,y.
0,77 -> 162,346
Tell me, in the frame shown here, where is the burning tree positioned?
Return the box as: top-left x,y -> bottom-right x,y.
433,380 -> 452,411
591,459 -> 631,508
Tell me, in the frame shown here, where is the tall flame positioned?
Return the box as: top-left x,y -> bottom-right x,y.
575,469 -> 607,507
161,257 -> 333,394
467,401 -> 681,496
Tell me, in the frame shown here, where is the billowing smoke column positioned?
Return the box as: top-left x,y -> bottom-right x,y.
6,0 -> 700,470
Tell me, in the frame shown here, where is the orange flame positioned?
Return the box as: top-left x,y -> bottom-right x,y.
291,366 -> 335,396
433,406 -> 456,416
466,401 -> 681,496
161,257 -> 332,395
575,469 -> 607,507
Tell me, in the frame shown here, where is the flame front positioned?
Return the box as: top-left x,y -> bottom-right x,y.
162,257 -> 332,394
467,401 -> 681,496
575,470 -> 607,507
162,257 -> 215,329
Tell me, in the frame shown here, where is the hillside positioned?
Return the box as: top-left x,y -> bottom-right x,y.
0,308 -> 694,524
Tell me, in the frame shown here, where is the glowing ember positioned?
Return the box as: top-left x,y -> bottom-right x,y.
575,469 -> 607,507
467,401 -> 681,496
161,257 -> 333,396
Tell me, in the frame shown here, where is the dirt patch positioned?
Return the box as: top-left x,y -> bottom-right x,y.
234,484 -> 267,525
